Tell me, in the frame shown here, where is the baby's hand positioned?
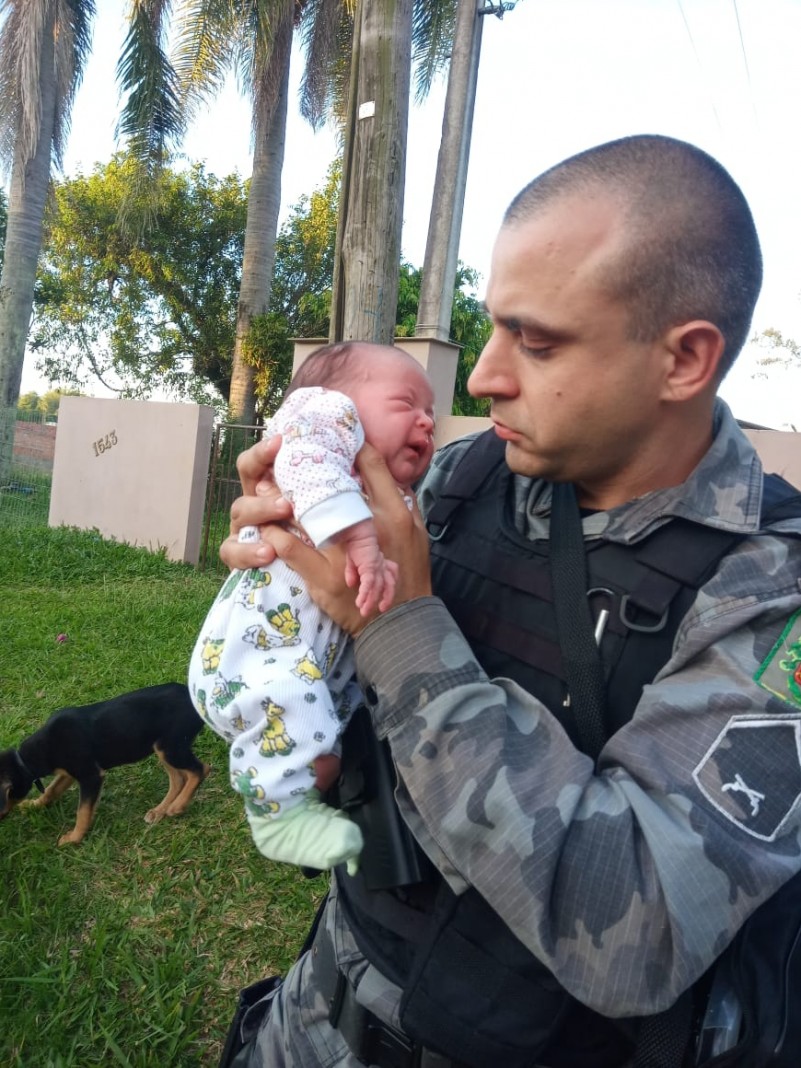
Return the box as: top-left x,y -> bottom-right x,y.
342,520 -> 398,617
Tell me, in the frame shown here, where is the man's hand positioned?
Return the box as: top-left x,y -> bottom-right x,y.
219,435 -> 294,570
260,443 -> 432,636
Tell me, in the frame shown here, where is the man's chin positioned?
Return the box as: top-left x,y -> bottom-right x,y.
502,441 -> 548,478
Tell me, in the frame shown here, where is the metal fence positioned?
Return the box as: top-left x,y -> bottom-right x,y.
0,409 -> 56,528
197,421 -> 264,573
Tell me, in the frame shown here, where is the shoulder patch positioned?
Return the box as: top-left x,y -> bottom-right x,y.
693,716 -> 801,841
754,609 -> 801,710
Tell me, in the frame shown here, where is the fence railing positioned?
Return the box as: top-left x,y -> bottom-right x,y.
198,422 -> 264,573
0,409 -> 56,527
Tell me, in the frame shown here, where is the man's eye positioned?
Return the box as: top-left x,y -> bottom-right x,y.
520,341 -> 552,357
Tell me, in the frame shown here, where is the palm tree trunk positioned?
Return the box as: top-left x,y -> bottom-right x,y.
334,0 -> 413,343
0,6 -> 57,411
416,0 -> 483,342
228,47 -> 290,426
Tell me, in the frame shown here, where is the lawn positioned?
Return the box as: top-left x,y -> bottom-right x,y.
0,526 -> 327,1067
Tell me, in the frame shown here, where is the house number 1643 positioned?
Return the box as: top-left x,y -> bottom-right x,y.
92,430 -> 118,457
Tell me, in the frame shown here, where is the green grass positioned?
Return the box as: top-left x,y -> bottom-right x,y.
0,526 -> 327,1067
0,466 -> 52,528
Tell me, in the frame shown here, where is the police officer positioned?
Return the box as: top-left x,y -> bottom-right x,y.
219,135 -> 801,1067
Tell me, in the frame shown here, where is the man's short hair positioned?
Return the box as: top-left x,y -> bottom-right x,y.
505,135 -> 763,375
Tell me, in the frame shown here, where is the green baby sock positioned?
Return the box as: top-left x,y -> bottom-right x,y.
246,791 -> 363,875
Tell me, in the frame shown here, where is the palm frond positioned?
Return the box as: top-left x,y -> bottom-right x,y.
115,1 -> 185,238
0,0 -> 93,174
412,0 -> 456,102
51,0 -> 95,168
0,0 -> 50,170
171,0 -> 238,115
116,0 -> 184,168
297,0 -> 353,131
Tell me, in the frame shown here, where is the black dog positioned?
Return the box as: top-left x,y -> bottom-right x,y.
0,682 -> 209,845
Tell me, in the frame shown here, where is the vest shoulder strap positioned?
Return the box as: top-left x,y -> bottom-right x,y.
425,430 -> 505,539
428,440 -> 801,619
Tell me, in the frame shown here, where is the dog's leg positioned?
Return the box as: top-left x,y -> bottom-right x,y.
146,748 -> 210,823
145,750 -> 186,824
164,760 -> 211,817
21,769 -> 75,809
58,772 -> 103,846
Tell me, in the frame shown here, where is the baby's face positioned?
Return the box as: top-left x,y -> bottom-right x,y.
351,358 -> 435,489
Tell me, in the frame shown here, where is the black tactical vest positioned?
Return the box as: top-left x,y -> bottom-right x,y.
335,430 -> 801,1068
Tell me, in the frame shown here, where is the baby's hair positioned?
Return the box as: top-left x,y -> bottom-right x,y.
284,342 -> 371,398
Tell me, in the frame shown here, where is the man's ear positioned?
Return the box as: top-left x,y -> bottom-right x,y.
661,320 -> 725,402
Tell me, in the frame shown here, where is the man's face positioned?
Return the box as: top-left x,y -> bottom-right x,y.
350,352 -> 436,490
469,195 -> 671,497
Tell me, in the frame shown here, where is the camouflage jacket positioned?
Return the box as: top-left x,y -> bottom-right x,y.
352,400 -> 801,1017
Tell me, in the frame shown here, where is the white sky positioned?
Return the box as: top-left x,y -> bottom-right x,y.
17,0 -> 801,429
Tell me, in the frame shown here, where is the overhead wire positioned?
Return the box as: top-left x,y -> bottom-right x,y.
731,0 -> 760,129
674,0 -> 723,134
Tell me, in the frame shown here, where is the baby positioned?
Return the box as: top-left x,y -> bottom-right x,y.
188,342 -> 435,874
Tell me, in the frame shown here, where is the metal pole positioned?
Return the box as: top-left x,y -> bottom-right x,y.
415,0 -> 485,341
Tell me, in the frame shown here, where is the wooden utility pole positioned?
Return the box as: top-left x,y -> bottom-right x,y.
330,0 -> 414,343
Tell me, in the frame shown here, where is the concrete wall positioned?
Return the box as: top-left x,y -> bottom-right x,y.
13,420 -> 57,471
43,391 -> 799,572
49,397 -> 215,564
744,429 -> 801,489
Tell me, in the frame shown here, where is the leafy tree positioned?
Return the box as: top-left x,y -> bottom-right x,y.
30,156 -> 246,407
0,1 -> 184,416
32,157 -> 489,416
753,327 -> 801,372
396,263 -> 491,416
245,161 -> 491,415
242,160 -> 341,411
17,388 -> 78,420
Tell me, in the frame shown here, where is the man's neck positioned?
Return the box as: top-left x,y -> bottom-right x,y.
575,412 -> 715,512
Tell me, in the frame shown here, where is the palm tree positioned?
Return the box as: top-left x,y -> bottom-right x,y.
169,0 -> 452,419
0,0 -> 295,431
416,0 -> 518,344
164,0 -> 302,426
0,0 -> 94,418
0,0 -> 182,473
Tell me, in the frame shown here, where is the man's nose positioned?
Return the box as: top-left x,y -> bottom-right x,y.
468,332 -> 513,397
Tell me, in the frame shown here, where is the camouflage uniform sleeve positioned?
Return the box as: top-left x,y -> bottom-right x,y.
353,533 -> 801,1017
